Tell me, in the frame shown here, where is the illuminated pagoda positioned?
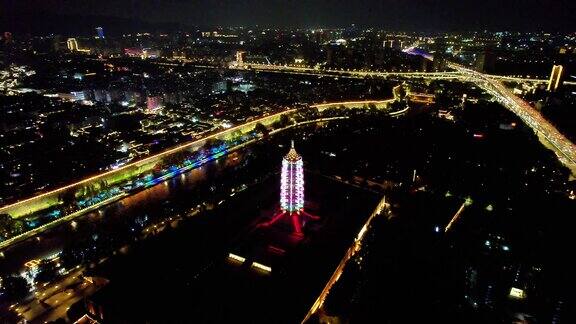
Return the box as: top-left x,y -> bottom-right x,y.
259,141 -> 318,235
280,141 -> 305,213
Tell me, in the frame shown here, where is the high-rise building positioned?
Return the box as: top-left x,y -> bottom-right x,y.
95,27 -> 105,39
3,32 -> 13,45
420,56 -> 431,72
326,45 -> 335,65
474,47 -> 496,73
547,65 -> 564,92
146,96 -> 162,111
70,91 -> 86,101
325,44 -> 348,67
236,51 -> 246,65
432,37 -> 447,71
52,35 -> 63,52
212,80 -> 231,94
432,53 -> 447,72
461,94 -> 468,109
311,30 -> 328,44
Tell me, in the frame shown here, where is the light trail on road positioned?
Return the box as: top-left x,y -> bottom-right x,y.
451,63 -> 576,170
237,62 -> 576,172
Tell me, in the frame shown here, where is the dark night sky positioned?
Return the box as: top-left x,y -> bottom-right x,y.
2,0 -> 576,34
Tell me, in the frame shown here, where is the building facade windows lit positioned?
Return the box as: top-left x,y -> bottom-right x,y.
547,65 -> 564,92
146,96 -> 163,111
95,27 -> 105,39
509,287 -> 526,299
236,51 -> 246,65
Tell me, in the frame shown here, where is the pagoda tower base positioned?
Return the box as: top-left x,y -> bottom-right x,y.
258,209 -> 319,236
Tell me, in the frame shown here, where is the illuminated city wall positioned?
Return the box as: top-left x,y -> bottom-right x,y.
311,99 -> 395,112
0,99 -> 408,248
0,91 -> 404,222
0,110 -> 295,218
0,91 -> 406,220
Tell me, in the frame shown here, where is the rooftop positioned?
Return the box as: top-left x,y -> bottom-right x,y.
284,141 -> 302,162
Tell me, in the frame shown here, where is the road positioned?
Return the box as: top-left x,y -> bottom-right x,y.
0,109 -> 295,219
2,116 -> 367,322
301,196 -> 390,323
233,62 -> 576,173
0,109 -> 402,252
12,267 -> 106,323
451,63 -> 576,171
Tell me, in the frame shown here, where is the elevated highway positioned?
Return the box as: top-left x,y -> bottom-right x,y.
234,62 -> 465,80
236,62 -> 576,172
451,63 -> 576,171
233,62 -> 576,85
2,59 -> 575,249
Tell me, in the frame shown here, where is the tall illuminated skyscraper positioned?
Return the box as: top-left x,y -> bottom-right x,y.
547,65 -> 564,92
236,51 -> 246,65
259,141 -> 318,236
95,27 -> 105,39
280,141 -> 305,213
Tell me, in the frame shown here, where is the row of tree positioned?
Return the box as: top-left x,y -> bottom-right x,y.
0,213 -> 25,240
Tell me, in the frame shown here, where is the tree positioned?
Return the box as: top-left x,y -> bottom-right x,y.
35,260 -> 59,284
231,130 -> 242,140
279,114 -> 291,127
394,85 -> 407,100
1,275 -> 30,301
10,219 -> 25,236
161,151 -> 189,168
0,214 -> 13,239
58,189 -> 76,205
60,246 -> 84,270
253,122 -> 269,136
390,100 -> 405,112
203,138 -> 225,150
79,185 -> 95,198
0,214 -> 26,239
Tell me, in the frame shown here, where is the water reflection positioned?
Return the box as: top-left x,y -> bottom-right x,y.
0,150 -> 246,273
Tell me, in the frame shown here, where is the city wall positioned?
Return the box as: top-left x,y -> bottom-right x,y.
0,94 -> 403,219
0,110 -> 295,218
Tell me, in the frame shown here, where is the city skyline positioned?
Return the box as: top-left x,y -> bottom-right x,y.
1,3 -> 575,323
2,0 -> 576,34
